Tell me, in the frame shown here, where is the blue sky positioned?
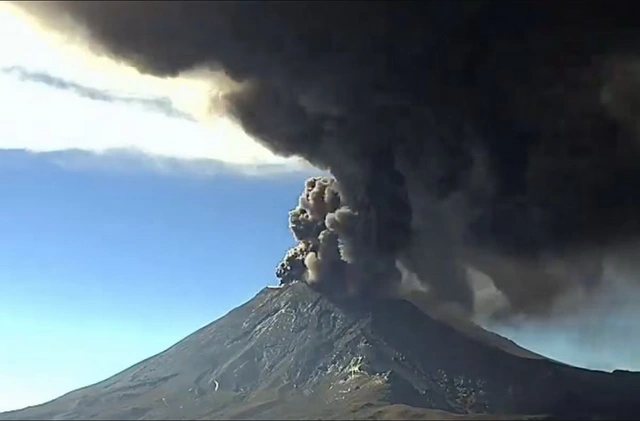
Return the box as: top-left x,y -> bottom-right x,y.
0,155 -> 311,411
0,1 -> 639,413
0,4 -> 317,411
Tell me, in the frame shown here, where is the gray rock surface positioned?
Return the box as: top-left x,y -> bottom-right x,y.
2,283 -> 639,420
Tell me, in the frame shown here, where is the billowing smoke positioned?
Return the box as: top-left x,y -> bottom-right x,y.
276,176 -> 402,299
14,2 -> 640,319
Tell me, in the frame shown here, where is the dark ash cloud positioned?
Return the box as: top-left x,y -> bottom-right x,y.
15,1 -> 640,317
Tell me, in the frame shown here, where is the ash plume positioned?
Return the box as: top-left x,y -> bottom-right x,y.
276,176 -> 401,299
15,1 -> 640,317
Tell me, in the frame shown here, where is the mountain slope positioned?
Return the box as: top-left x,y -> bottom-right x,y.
2,283 -> 640,420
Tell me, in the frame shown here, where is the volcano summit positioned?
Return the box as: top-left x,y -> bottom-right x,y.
5,1 -> 640,419
2,283 -> 640,420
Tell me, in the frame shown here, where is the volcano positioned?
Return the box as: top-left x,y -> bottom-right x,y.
2,282 -> 639,420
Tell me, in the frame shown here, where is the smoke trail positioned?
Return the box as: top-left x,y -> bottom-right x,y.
482,246 -> 640,371
14,1 -> 640,316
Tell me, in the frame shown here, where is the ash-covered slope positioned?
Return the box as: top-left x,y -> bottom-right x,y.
3,283 -> 640,420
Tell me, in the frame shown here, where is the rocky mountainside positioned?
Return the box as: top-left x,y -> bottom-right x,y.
2,283 -> 639,420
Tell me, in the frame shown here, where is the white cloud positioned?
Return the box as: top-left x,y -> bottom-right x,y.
0,2 -> 216,116
0,2 -> 316,176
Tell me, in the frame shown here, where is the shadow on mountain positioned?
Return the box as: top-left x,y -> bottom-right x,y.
2,283 -> 639,420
